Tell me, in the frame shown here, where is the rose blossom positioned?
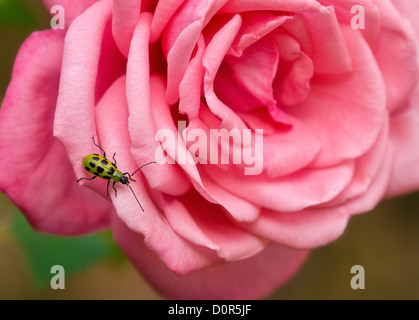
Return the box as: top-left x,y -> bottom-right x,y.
0,0 -> 419,299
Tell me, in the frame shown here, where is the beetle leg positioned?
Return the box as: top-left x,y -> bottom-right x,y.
112,181 -> 118,198
92,135 -> 107,158
112,152 -> 117,168
76,176 -> 97,183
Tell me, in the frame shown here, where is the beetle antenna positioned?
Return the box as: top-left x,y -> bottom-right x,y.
127,184 -> 144,212
131,161 -> 157,177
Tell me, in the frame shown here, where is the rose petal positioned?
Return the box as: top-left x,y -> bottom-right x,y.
113,215 -> 309,299
373,0 -> 419,113
204,161 -> 355,212
386,86 -> 419,197
160,196 -> 220,250
239,206 -> 350,249
346,143 -> 395,215
126,13 -> 191,195
153,75 -> 261,222
228,12 -> 290,57
43,0 -> 99,27
236,110 -> 321,178
0,30 -> 113,235
203,14 -> 250,132
199,173 -> 261,222
151,75 -> 215,203
53,0 -> 113,180
96,76 -> 220,275
318,0 -> 380,47
95,21 -> 127,103
223,37 -> 280,113
166,19 -> 204,104
391,0 -> 419,41
220,0 -> 321,13
112,0 -> 141,57
286,26 -> 386,167
273,50 -> 314,107
150,0 -> 186,42
323,115 -> 389,207
179,35 -> 206,119
302,6 -> 353,74
261,115 -> 321,177
173,189 -> 266,261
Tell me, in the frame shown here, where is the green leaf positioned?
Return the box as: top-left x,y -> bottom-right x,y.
0,0 -> 37,30
11,211 -> 118,286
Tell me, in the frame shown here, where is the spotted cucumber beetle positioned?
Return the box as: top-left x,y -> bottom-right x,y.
76,136 -> 155,212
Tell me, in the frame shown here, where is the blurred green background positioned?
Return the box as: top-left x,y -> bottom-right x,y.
1,0 -> 419,300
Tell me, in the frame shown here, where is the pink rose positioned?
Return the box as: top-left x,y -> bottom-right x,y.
1,0 -> 419,299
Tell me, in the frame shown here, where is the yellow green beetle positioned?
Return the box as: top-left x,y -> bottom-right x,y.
76,136 -> 155,212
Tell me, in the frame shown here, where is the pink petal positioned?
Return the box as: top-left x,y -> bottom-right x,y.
214,62 -> 267,113
220,0 -> 321,13
261,115 -> 321,177
273,50 -> 314,107
203,14 -> 250,132
152,75 -> 261,222
113,215 -> 309,299
161,0 -> 229,55
385,1 -> 419,196
239,207 -> 350,249
162,0 -> 231,104
286,26 -> 387,167
172,190 -> 266,260
324,115 -> 389,206
282,14 -> 314,57
112,0 -> 141,57
150,0 -> 186,42
96,76 -> 220,275
166,19 -> 204,104
179,35 -> 206,119
150,75 -> 215,202
373,0 -> 419,113
53,0 -> 113,180
228,12 -> 290,57
204,161 -> 355,212
236,110 -> 321,178
0,30 -> 113,235
223,37 -> 280,113
302,6 -> 353,74
95,21 -> 127,104
160,197 -> 219,250
199,173 -> 261,222
346,144 -> 395,215
386,86 -> 419,196
126,13 -> 191,196
107,77 -> 264,264
391,0 -> 419,41
43,0 -> 99,27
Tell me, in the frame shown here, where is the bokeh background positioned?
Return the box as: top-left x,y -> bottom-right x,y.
1,0 -> 419,300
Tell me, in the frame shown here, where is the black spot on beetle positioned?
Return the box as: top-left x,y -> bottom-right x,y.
92,156 -> 100,161
101,159 -> 108,166
103,176 -> 112,180
84,166 -> 91,171
89,162 -> 96,168
107,168 -> 115,175
93,172 -> 100,176
97,167 -> 104,173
